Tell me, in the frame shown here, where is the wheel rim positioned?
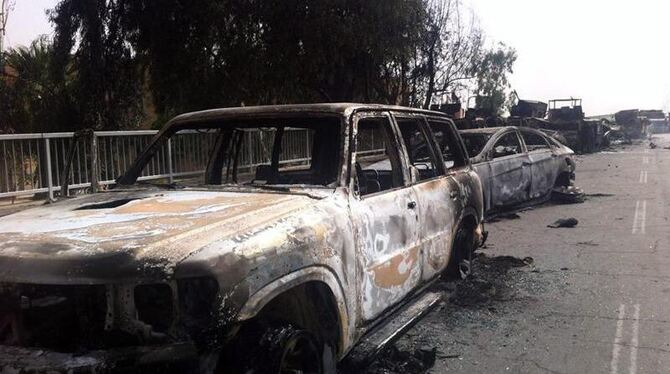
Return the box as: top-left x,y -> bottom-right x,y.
458,256 -> 472,279
278,332 -> 322,374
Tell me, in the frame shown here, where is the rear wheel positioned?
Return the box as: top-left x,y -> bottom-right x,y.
446,225 -> 476,280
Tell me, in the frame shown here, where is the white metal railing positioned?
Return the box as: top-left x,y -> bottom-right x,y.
0,127 -> 386,202
0,128 -> 314,201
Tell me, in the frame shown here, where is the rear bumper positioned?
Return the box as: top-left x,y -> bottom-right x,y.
0,342 -> 198,373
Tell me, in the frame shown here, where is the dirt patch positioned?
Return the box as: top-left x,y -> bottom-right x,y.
449,254 -> 534,307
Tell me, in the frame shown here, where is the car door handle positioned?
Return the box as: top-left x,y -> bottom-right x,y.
407,201 -> 417,209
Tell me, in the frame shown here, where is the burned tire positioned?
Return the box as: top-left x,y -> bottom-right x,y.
445,225 -> 476,280
227,324 -> 326,374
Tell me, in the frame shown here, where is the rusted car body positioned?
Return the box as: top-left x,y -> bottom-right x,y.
459,126 -> 575,215
0,104 -> 484,372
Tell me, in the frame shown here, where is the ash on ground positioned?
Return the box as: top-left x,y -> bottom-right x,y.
362,251 -> 567,374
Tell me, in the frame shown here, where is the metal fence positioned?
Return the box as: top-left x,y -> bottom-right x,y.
0,129 -> 317,201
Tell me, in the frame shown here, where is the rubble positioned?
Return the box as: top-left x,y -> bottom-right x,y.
547,218 -> 579,228
365,346 -> 437,374
551,185 -> 585,204
448,254 -> 534,307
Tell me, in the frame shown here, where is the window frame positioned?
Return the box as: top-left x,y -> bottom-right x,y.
424,116 -> 469,173
519,129 -> 552,152
350,111 -> 410,199
390,112 -> 447,184
489,130 -> 525,160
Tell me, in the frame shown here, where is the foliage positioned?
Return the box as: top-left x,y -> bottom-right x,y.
0,36 -> 76,133
0,0 -> 517,132
122,0 -> 426,116
50,0 -> 144,130
407,0 -> 484,108
473,43 -> 517,116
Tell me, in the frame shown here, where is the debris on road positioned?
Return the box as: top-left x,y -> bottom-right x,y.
585,193 -> 615,198
552,185 -> 585,204
650,142 -> 657,149
576,241 -> 599,247
365,346 -> 437,374
548,218 -> 579,228
487,212 -> 522,222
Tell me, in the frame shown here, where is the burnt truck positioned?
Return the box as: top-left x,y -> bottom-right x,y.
0,104 -> 484,373
615,109 -> 646,139
520,98 -> 604,153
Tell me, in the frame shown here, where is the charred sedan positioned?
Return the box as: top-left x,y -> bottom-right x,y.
459,126 -> 576,215
0,104 -> 484,373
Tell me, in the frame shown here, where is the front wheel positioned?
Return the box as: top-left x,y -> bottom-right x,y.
446,225 -> 476,280
226,323 -> 326,374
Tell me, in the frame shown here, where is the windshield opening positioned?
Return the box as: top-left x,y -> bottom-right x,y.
460,133 -> 491,158
118,116 -> 343,189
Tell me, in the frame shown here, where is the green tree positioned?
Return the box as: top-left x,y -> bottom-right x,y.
121,0 -> 426,116
473,43 -> 517,116
0,36 -> 76,133
50,0 -> 144,130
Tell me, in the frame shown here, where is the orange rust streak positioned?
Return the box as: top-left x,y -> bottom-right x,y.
114,197 -> 229,214
370,246 -> 420,288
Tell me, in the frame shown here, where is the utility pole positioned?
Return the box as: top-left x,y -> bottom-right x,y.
0,0 -> 12,67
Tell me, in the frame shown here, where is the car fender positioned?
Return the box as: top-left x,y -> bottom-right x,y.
236,265 -> 351,350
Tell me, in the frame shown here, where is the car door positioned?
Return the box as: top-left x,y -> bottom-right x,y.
488,130 -> 531,208
520,129 -> 560,199
392,114 -> 458,282
419,117 -> 471,279
348,111 -> 422,322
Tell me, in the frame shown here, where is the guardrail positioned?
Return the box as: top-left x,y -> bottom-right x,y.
0,128 -> 316,201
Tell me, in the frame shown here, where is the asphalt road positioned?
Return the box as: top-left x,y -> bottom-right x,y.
368,134 -> 670,374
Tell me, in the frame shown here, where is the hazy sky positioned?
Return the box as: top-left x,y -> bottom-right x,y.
4,0 -> 670,115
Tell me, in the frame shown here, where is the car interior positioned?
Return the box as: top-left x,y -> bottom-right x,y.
355,117 -> 405,196
492,132 -> 523,158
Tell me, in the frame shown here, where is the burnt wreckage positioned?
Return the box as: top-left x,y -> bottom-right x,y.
459,126 -> 577,215
0,104 -> 484,373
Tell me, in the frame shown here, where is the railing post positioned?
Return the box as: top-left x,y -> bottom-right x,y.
90,132 -> 99,193
167,138 -> 174,183
44,137 -> 54,201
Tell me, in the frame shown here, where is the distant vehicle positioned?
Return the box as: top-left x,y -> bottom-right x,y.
648,118 -> 670,134
459,126 -> 576,215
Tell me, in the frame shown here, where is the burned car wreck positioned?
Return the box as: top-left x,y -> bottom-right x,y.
0,104 -> 484,373
459,126 -> 577,215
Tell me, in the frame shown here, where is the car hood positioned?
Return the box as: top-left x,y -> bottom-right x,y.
0,189 -> 319,284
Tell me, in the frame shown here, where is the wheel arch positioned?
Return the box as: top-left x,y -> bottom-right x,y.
236,266 -> 350,355
455,206 -> 483,250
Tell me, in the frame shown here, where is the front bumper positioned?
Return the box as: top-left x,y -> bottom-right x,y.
0,343 -> 198,373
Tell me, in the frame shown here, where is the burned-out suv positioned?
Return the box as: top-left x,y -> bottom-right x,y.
0,104 -> 484,373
